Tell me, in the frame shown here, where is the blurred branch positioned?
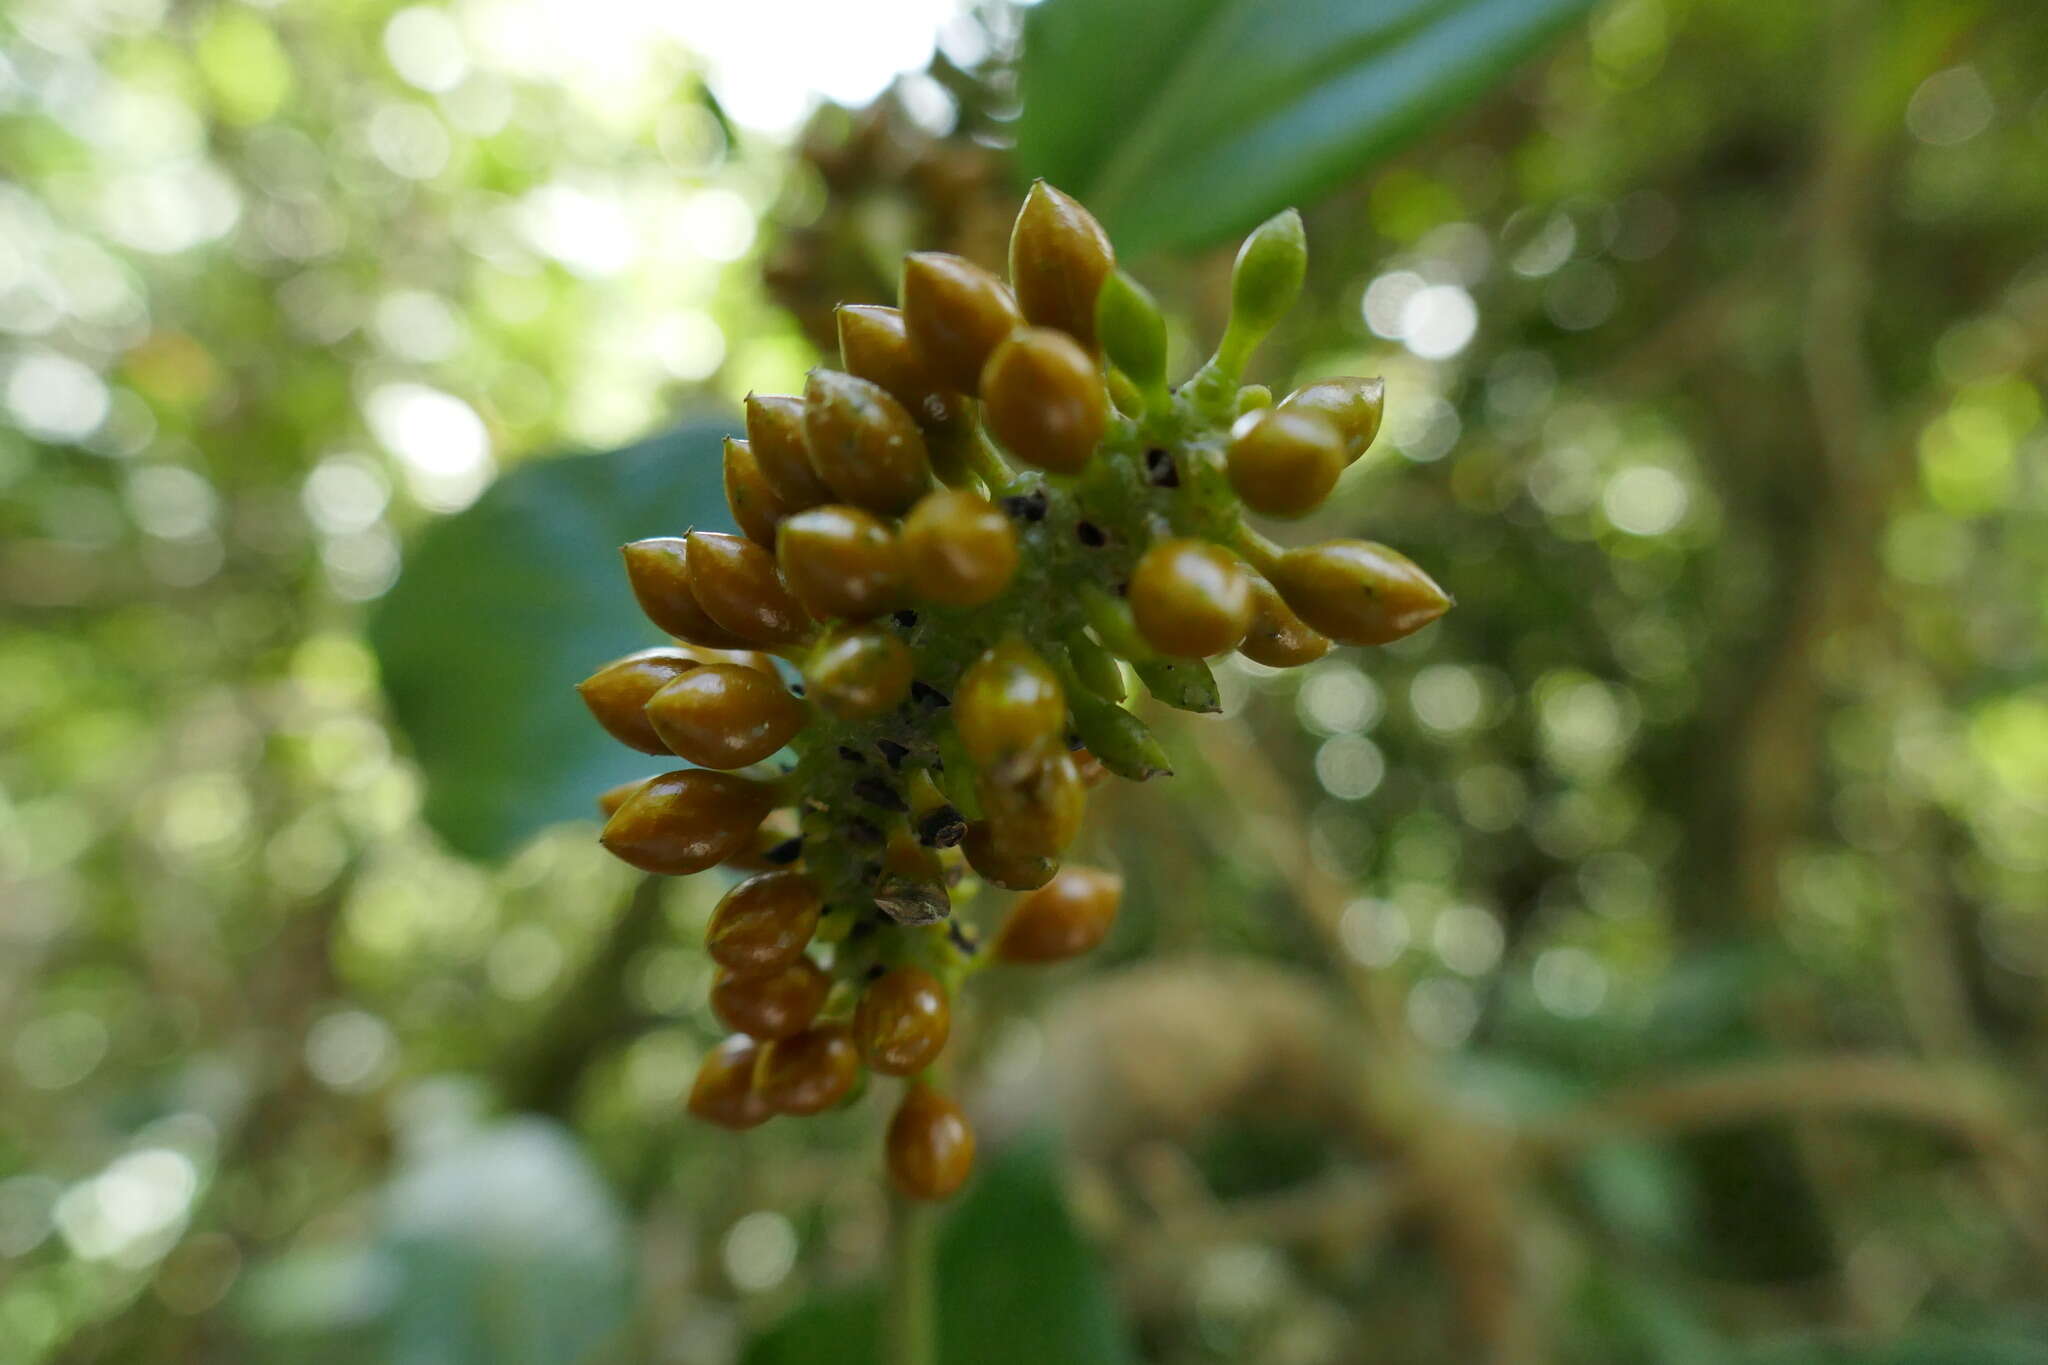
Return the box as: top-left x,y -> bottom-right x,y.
1184,718 -> 1544,1365
1528,1055 -> 2048,1262
502,874 -> 668,1117
1530,1056 -> 2018,1150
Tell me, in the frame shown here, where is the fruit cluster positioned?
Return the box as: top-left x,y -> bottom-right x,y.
578,183 -> 1450,1201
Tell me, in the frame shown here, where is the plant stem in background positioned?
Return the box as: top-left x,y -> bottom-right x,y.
887,1193 -> 938,1365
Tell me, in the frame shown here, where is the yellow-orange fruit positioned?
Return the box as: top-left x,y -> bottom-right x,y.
684,531 -> 811,645
645,663 -> 806,769
1128,538 -> 1254,658
711,957 -> 829,1041
621,538 -> 751,649
577,647 -> 701,754
886,1084 -> 975,1200
899,489 -> 1018,607
599,769 -> 776,876
754,1024 -> 861,1116
706,870 -> 822,975
994,866 -> 1123,963
688,1034 -> 773,1130
853,967 -> 950,1076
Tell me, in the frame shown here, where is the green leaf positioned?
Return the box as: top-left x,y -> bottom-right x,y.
369,421 -> 735,861
1015,0 -> 1596,255
743,1136 -> 1133,1365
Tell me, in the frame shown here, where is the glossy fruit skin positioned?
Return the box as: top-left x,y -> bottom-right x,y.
600,769 -> 777,876
976,751 -> 1086,859
837,303 -> 960,425
899,490 -> 1018,607
805,623 -> 914,720
961,820 -> 1056,890
706,871 -> 822,975
621,538 -> 752,649
1010,180 -> 1113,351
688,1035 -> 773,1130
854,966 -> 950,1076
684,531 -> 812,646
1239,575 -> 1331,668
776,505 -> 904,621
994,865 -> 1124,963
595,776 -> 650,817
744,392 -> 834,509
1279,376 -> 1384,464
577,647 -> 701,754
981,327 -> 1107,475
801,369 -> 932,515
886,1085 -> 975,1201
954,639 -> 1065,768
723,437 -> 795,548
1128,538 -> 1255,658
646,663 -> 806,769
1268,540 -> 1452,646
1226,406 -> 1346,518
900,252 -> 1023,395
711,957 -> 829,1040
754,1024 -> 861,1116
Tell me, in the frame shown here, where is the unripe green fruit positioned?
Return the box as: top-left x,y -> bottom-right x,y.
1240,575 -> 1331,668
645,663 -> 805,769
600,768 -> 777,876
887,1084 -> 975,1201
1066,691 -> 1171,781
754,1024 -> 860,1116
1227,406 -> 1346,518
954,639 -> 1065,768
723,437 -> 794,547
688,1035 -> 773,1130
1064,632 -> 1126,702
1129,538 -> 1254,658
854,966 -> 950,1076
1095,269 -> 1167,391
805,623 -> 914,719
994,865 -> 1123,963
801,369 -> 933,515
899,489 -> 1018,606
1268,540 -> 1453,646
621,538 -> 751,650
981,327 -> 1108,475
706,870 -> 822,975
1229,207 -> 1307,342
1010,180 -> 1114,351
685,531 -> 811,646
901,251 -> 1024,395
711,957 -> 829,1040
744,393 -> 834,510
776,504 -> 904,621
578,647 -> 700,755
1280,376 -> 1384,464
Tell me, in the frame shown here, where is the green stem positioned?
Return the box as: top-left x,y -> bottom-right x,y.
886,1193 -> 938,1365
965,430 -> 1014,494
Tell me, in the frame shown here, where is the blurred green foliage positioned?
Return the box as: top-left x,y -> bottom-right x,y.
4,0 -> 2048,1362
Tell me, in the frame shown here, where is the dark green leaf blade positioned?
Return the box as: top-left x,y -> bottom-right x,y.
369,421 -> 735,861
1016,0 -> 1596,255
